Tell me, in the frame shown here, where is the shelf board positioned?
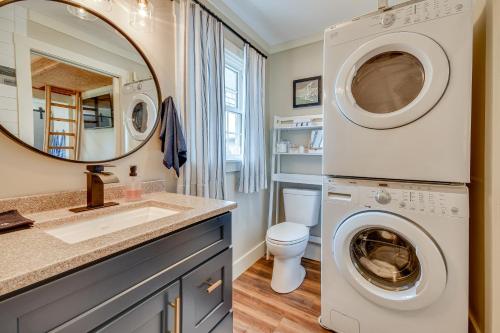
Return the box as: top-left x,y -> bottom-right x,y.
274,152 -> 323,156
273,125 -> 323,131
271,173 -> 323,185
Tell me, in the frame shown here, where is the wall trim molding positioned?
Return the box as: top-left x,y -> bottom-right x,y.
270,33 -> 324,54
232,241 -> 266,280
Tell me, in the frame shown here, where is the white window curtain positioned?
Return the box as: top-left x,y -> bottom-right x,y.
238,45 -> 267,193
174,0 -> 226,199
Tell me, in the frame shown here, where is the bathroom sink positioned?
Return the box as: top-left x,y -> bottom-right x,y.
45,206 -> 180,244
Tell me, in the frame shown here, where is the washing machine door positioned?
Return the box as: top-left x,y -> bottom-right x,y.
125,93 -> 158,141
333,211 -> 447,311
335,32 -> 449,129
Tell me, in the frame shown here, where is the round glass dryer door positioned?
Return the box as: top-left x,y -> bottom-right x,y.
333,211 -> 447,311
335,32 -> 449,129
125,94 -> 157,141
131,102 -> 149,133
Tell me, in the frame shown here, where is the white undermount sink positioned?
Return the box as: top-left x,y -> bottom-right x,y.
45,206 -> 180,244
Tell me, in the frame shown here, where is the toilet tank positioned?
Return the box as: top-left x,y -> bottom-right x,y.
283,188 -> 321,227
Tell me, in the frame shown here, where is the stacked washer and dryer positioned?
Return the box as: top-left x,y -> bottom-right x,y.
320,1 -> 472,333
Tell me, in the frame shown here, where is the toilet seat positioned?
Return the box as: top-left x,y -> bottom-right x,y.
267,222 -> 309,245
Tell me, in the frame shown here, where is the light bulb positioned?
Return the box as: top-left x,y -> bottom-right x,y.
138,7 -> 147,17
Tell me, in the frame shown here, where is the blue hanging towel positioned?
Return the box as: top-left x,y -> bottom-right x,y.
159,97 -> 187,176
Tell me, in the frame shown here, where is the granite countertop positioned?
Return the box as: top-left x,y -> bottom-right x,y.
0,192 -> 236,299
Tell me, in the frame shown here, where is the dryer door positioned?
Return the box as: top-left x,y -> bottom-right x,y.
333,211 -> 447,311
335,32 -> 449,129
125,93 -> 158,141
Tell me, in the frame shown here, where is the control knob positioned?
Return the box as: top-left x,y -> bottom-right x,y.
381,13 -> 396,27
375,190 -> 392,205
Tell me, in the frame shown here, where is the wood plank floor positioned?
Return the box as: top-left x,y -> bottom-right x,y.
233,257 -> 330,333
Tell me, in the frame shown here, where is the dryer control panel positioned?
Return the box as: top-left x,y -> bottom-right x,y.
325,178 -> 469,219
325,0 -> 470,46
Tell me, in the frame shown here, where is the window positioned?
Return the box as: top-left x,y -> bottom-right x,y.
224,42 -> 244,161
83,94 -> 114,129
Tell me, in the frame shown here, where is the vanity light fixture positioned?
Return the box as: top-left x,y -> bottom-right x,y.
130,0 -> 153,32
66,5 -> 98,21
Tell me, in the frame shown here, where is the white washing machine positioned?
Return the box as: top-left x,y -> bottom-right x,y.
322,0 -> 472,183
320,177 -> 468,333
121,79 -> 159,152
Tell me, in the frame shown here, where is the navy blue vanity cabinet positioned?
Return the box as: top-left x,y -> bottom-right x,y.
0,212 -> 233,333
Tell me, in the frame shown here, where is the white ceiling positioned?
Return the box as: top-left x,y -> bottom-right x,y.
208,0 -> 406,53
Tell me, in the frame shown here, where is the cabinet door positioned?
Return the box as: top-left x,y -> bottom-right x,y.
211,312 -> 233,333
95,281 -> 181,333
182,249 -> 232,333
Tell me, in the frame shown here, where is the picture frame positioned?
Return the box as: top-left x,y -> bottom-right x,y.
293,76 -> 322,108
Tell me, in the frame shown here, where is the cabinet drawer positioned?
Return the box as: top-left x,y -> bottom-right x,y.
182,249 -> 232,333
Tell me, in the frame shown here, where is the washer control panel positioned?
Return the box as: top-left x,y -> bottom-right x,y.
325,0 -> 469,46
365,187 -> 465,217
325,178 -> 469,218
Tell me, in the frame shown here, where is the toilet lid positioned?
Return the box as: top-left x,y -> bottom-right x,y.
267,222 -> 309,244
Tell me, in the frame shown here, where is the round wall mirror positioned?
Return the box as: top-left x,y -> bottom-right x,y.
0,0 -> 161,163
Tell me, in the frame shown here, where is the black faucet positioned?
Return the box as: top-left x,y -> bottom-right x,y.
70,165 -> 120,213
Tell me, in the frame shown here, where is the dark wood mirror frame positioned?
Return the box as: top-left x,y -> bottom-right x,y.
0,0 -> 163,164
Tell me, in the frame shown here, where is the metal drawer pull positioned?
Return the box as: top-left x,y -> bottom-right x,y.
168,297 -> 181,333
206,279 -> 223,294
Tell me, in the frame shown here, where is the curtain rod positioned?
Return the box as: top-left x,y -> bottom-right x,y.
171,0 -> 268,59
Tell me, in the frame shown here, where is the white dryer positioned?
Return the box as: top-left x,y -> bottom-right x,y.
320,177 -> 469,333
121,79 -> 159,152
322,0 -> 472,183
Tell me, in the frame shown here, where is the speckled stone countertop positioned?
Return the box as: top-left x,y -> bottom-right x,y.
0,192 -> 236,299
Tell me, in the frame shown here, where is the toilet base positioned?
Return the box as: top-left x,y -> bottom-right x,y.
270,256 -> 306,293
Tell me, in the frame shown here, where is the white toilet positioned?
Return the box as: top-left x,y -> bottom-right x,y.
266,188 -> 321,293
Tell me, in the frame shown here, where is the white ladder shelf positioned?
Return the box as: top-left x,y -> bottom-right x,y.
267,115 -> 324,259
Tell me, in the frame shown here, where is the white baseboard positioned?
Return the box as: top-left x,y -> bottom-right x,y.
232,241 -> 266,280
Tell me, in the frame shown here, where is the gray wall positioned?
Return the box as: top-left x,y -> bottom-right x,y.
268,41 -> 324,260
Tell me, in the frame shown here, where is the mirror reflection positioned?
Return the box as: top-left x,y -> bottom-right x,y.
0,0 -> 159,162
